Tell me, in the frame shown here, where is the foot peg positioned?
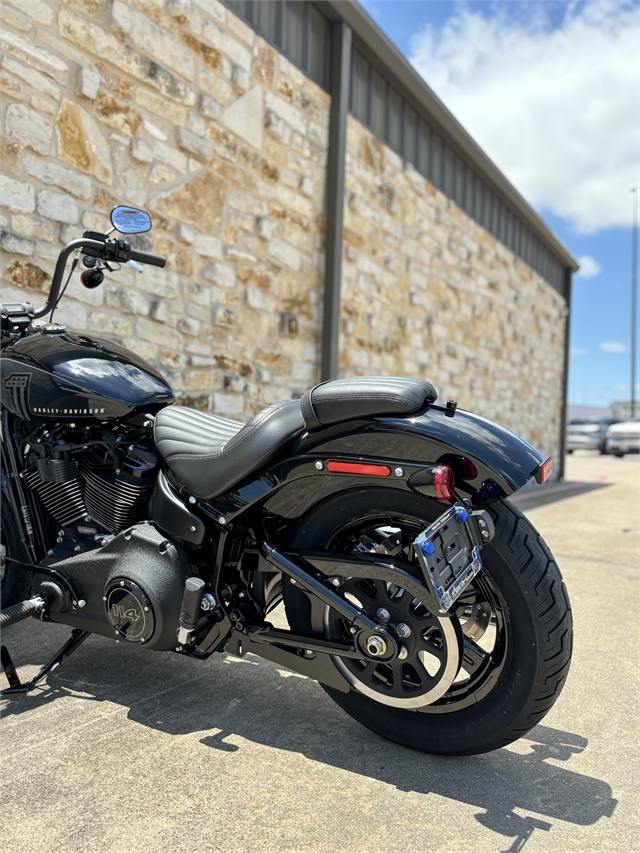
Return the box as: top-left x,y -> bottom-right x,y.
177,577 -> 205,646
0,595 -> 46,628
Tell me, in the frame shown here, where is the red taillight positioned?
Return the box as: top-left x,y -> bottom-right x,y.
327,461 -> 391,477
433,465 -> 455,500
537,457 -> 553,484
461,458 -> 478,480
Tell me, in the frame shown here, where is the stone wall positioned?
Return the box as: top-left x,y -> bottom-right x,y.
340,118 -> 567,460
0,0 -> 329,419
0,0 -> 566,460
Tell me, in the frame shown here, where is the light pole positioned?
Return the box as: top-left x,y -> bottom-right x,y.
632,187 -> 638,418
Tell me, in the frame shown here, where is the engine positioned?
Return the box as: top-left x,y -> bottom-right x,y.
22,420 -> 159,549
19,421 -> 199,651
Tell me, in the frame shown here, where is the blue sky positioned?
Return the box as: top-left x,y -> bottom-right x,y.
361,0 -> 639,408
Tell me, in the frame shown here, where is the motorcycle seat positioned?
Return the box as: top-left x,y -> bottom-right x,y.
154,376 -> 437,500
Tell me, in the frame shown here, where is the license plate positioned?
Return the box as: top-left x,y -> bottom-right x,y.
414,505 -> 484,613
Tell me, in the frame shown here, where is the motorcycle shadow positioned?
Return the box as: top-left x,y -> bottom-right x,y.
2,622 -> 617,846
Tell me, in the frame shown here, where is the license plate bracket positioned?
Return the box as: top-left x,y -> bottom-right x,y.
414,506 -> 484,613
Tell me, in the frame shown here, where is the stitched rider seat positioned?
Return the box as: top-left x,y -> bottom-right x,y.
154,377 -> 437,500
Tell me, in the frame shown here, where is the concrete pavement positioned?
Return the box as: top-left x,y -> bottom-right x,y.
1,453 -> 637,853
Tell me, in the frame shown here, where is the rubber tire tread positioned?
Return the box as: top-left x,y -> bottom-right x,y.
284,491 -> 573,755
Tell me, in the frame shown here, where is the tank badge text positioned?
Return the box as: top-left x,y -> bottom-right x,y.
32,407 -> 106,415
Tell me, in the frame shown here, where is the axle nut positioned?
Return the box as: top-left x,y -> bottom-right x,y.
366,635 -> 388,657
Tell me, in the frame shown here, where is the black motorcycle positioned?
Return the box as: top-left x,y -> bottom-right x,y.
0,206 -> 572,755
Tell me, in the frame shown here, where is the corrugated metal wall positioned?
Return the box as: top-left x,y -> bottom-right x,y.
224,1 -> 567,295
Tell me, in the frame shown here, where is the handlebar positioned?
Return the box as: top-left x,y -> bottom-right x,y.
33,237 -> 166,319
128,248 -> 166,268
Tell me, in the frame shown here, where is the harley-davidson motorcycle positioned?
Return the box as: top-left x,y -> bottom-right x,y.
0,206 -> 572,755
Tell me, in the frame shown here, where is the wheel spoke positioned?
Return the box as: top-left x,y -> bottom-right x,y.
461,637 -> 491,675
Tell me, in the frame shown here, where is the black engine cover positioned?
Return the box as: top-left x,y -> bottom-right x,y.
42,524 -> 192,650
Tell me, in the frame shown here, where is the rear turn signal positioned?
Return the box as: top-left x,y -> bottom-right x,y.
536,457 -> 553,484
433,465 -> 455,500
327,461 -> 391,477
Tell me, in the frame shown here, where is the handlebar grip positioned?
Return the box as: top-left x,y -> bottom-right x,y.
128,248 -> 166,268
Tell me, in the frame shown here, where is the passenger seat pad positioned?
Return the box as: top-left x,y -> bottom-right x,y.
301,376 -> 437,430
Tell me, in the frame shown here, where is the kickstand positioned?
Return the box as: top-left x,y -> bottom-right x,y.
1,628 -> 89,694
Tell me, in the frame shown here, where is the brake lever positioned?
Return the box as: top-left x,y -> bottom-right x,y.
127,260 -> 144,273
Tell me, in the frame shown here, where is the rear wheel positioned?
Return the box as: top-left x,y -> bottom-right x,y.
283,490 -> 572,755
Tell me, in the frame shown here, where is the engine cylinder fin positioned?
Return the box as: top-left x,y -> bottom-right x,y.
82,461 -> 153,534
23,468 -> 86,528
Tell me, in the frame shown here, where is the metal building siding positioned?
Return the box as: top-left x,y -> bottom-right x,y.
225,0 -> 331,90
224,1 -> 568,294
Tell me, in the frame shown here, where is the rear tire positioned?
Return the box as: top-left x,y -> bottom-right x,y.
283,490 -> 572,755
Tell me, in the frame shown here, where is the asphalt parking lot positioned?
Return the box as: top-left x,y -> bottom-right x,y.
1,453 -> 637,853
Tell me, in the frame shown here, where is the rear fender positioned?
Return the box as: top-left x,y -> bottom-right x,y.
200,407 -> 546,524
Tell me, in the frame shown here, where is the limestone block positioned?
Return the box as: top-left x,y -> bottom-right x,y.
56,99 -> 112,184
154,141 -> 188,173
89,311 -> 132,338
176,126 -> 213,161
232,65 -> 250,93
193,233 -> 222,258
5,103 -> 53,155
1,57 -> 60,100
299,175 -> 314,197
193,0 -> 225,24
27,159 -> 92,200
204,21 -> 251,70
225,246 -> 256,264
5,0 -> 53,27
199,69 -> 234,106
203,261 -> 235,288
187,112 -> 207,137
199,93 -> 220,119
213,391 -> 244,418
0,175 -> 35,213
0,30 -> 68,85
267,238 -> 301,272
148,163 -> 177,185
131,138 -> 155,163
149,299 -> 171,323
143,120 -> 167,141
151,171 -> 226,232
3,258 -> 50,292
177,317 -> 200,336
136,88 -> 187,126
264,109 -> 292,144
78,66 -> 100,100
264,92 -> 306,135
1,230 -> 35,256
222,85 -> 263,149
109,1 -> 132,35
255,216 -> 274,241
105,287 -> 149,316
168,0 -> 191,19
176,222 -> 195,244
212,305 -> 234,326
137,317 -> 182,349
36,190 -> 79,224
11,214 -> 55,242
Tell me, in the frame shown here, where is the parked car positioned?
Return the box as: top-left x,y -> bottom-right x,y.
605,417 -> 640,457
566,419 -> 619,454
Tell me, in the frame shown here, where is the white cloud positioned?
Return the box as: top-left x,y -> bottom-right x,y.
570,347 -> 589,357
575,255 -> 602,278
409,1 -> 638,233
600,340 -> 630,353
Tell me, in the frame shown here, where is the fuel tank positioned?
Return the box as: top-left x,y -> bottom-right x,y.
1,328 -> 174,422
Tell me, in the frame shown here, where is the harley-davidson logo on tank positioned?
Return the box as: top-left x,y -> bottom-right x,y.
1,330 -> 174,421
